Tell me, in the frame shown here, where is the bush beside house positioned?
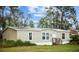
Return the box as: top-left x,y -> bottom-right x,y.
70,35 -> 79,44
2,39 -> 36,48
15,40 -> 24,46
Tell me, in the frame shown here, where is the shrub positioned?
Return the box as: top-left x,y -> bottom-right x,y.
29,43 -> 36,46
15,40 -> 24,46
70,35 -> 79,44
23,41 -> 31,46
2,40 -> 16,47
23,41 -> 36,46
2,39 -> 36,47
70,35 -> 79,41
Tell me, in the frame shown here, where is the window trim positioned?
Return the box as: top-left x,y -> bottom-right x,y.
41,32 -> 49,40
29,32 -> 32,40
46,33 -> 49,40
62,33 -> 65,39
42,32 -> 45,40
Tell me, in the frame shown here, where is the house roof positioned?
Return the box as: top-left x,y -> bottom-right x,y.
70,29 -> 78,35
3,27 -> 69,33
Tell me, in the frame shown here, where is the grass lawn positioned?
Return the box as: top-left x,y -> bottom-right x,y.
0,44 -> 79,52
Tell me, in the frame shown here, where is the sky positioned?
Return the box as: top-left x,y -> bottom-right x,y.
20,6 -> 46,23
74,6 -> 79,21
19,6 -> 79,24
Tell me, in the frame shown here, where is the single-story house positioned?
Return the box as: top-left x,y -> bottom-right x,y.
2,27 -> 71,45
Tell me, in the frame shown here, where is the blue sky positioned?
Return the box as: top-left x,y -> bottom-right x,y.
20,6 -> 46,23
20,6 -> 79,23
74,6 -> 79,21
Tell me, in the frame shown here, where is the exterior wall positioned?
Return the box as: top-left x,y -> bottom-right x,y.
17,29 -> 70,45
3,28 -> 70,45
17,30 -> 52,45
3,28 -> 17,40
38,30 -> 52,45
50,30 -> 70,44
62,32 -> 70,44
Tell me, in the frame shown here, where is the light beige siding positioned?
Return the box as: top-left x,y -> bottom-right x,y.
2,28 -> 70,45
3,28 -> 17,40
17,29 -> 52,45
50,30 -> 70,44
16,29 -> 70,45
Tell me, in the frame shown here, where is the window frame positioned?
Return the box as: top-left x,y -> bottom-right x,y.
42,33 -> 45,40
42,32 -> 49,40
62,33 -> 65,39
46,33 -> 49,40
29,32 -> 32,40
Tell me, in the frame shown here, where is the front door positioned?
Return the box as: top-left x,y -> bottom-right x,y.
52,38 -> 61,45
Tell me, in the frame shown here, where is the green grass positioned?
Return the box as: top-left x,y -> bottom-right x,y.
0,44 -> 79,52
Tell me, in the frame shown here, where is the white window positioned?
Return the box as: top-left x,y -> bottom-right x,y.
42,33 -> 45,40
46,33 -> 49,40
29,33 -> 32,40
42,32 -> 49,40
62,33 -> 65,39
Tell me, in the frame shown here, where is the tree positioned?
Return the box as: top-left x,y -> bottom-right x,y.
38,6 -> 77,30
0,6 -> 6,30
70,35 -> 79,44
38,17 -> 49,28
29,20 -> 34,28
38,7 -> 61,28
76,21 -> 79,30
46,7 -> 55,28
56,6 -> 76,29
9,6 -> 25,27
23,18 -> 28,27
0,6 -> 25,30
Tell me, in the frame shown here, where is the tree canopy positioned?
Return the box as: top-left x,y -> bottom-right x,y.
0,6 -> 35,30
38,6 -> 77,30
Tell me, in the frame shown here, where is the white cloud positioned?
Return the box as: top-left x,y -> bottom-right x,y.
34,13 -> 45,17
28,6 -> 39,14
33,20 -> 38,22
27,6 -> 46,19
28,6 -> 46,14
